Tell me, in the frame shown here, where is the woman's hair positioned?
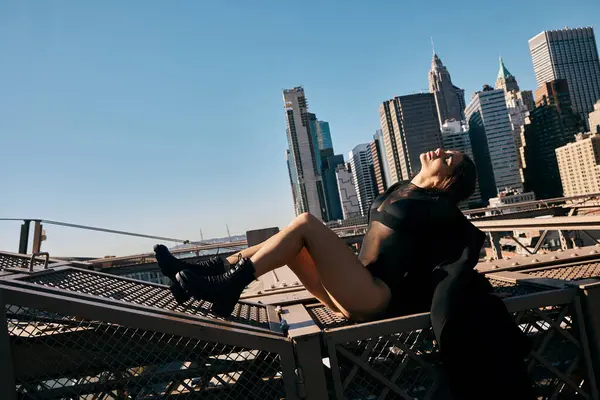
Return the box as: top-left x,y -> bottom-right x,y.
445,154 -> 477,203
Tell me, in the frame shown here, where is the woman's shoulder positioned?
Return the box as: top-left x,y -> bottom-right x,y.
385,194 -> 462,224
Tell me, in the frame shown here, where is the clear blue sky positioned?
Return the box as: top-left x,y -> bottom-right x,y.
1,0 -> 599,257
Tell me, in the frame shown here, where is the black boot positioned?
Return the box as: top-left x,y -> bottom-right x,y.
154,244 -> 226,305
176,257 -> 256,317
154,244 -> 226,279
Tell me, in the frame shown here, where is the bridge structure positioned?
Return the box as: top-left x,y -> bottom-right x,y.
2,215 -> 600,398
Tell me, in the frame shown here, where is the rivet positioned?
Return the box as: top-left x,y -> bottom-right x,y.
571,253 -> 579,257
551,256 -> 559,260
492,265 -> 499,269
532,259 -> 539,263
512,262 -> 519,266
590,250 -> 598,254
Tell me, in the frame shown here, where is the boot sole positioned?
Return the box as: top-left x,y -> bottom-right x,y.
169,281 -> 191,304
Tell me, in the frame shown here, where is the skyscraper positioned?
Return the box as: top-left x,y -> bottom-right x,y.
349,144 -> 378,216
520,80 -> 579,199
283,87 -> 327,220
320,148 -> 345,221
495,57 -> 520,92
496,57 -> 535,151
379,93 -> 443,184
529,27 -> 600,130
440,120 -> 482,207
428,53 -> 466,127
309,113 -> 333,150
465,86 -> 523,202
370,131 -> 388,194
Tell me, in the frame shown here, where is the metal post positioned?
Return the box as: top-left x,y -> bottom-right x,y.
488,232 -> 503,260
559,230 -> 573,250
575,282 -> 600,388
0,291 -> 17,399
293,335 -> 329,399
18,220 -> 30,254
32,221 -> 43,254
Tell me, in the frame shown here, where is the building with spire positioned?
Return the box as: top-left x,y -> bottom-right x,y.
495,57 -> 521,92
428,53 -> 466,127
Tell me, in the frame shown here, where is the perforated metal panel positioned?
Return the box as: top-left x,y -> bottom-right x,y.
488,278 -> 549,297
6,305 -> 286,399
18,269 -> 270,328
525,262 -> 600,281
0,252 -> 51,270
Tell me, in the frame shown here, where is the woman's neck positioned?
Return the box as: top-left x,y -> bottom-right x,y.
410,173 -> 438,191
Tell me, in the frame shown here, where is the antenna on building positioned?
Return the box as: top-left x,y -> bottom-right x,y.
199,228 -> 204,242
226,224 -> 231,242
430,37 -> 435,54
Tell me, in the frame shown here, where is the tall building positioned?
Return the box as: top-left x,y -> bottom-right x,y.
496,57 -> 535,151
495,57 -> 521,92
520,80 -> 579,199
465,86 -> 523,202
428,53 -> 466,126
349,144 -> 378,216
379,93 -> 443,184
370,132 -> 388,195
282,87 -> 327,220
335,163 -> 361,219
440,120 -> 482,207
556,133 -> 600,196
529,27 -> 600,130
320,149 -> 345,221
309,113 -> 333,150
589,101 -> 600,133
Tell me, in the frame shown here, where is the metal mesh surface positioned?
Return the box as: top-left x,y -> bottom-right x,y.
325,300 -> 594,399
19,269 -> 270,328
525,262 -> 600,281
0,252 -> 51,270
309,279 -> 550,330
6,305 -> 286,399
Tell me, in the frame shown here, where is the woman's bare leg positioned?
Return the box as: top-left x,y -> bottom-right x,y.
225,243 -> 263,266
250,213 -> 391,320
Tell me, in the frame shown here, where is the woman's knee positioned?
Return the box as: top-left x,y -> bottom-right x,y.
294,212 -> 317,229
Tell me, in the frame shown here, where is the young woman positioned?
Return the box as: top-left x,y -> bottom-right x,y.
154,148 -> 477,319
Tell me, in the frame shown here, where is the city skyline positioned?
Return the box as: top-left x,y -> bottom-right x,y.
1,1 -> 599,256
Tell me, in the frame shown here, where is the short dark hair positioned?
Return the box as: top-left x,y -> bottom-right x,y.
447,154 -> 477,203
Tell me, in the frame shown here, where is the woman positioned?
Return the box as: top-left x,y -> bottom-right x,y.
154,148 -> 477,319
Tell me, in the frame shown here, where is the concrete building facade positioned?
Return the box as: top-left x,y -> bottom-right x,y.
379,93 -> 442,184
529,27 -> 600,130
556,133 -> 600,196
465,86 -> 523,202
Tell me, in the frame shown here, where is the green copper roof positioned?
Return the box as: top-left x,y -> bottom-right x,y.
497,57 -> 513,80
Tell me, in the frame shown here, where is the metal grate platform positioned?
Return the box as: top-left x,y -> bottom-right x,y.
0,252 -> 53,271
525,262 -> 600,281
6,304 -> 286,399
18,269 -> 270,329
307,278 -> 551,330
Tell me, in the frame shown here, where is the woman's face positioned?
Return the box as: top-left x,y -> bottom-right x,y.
419,148 -> 464,181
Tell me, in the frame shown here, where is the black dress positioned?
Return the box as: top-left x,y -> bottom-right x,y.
361,181 -> 468,317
